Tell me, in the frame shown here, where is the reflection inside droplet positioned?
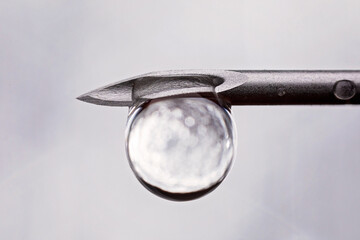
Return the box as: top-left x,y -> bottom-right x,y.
125,97 -> 236,201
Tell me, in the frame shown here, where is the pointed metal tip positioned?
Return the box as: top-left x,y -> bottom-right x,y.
76,90 -> 132,106
76,93 -> 90,102
76,93 -> 100,105
76,93 -> 102,105
76,70 -> 247,107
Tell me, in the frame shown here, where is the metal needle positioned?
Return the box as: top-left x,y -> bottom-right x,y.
77,70 -> 360,106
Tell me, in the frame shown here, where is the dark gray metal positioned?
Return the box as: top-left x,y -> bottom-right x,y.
77,70 -> 360,106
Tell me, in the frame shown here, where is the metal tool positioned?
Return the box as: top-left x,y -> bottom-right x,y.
77,70 -> 360,106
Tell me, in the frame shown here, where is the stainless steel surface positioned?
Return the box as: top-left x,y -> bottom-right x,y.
78,70 -> 360,106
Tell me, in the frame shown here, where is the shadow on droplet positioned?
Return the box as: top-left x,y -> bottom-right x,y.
137,177 -> 223,201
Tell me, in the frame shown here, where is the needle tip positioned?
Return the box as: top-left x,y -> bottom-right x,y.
76,94 -> 92,103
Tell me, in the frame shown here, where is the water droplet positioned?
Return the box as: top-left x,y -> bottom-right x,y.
125,97 -> 236,201
333,80 -> 356,100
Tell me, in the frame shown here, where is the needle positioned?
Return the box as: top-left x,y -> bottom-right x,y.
77,70 -> 360,106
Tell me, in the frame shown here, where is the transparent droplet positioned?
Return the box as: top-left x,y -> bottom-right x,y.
125,97 -> 236,201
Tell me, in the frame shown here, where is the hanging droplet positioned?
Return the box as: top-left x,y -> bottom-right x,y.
125,97 -> 236,201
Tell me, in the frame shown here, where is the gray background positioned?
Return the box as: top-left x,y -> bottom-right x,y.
1,0 -> 360,239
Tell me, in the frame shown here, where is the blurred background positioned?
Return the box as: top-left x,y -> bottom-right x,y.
1,0 -> 360,239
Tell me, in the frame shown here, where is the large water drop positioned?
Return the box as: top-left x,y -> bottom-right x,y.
125,97 -> 236,201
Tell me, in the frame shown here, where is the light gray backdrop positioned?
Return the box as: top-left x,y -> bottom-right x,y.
1,0 -> 360,239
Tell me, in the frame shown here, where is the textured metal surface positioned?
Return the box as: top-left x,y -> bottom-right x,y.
77,70 -> 360,106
